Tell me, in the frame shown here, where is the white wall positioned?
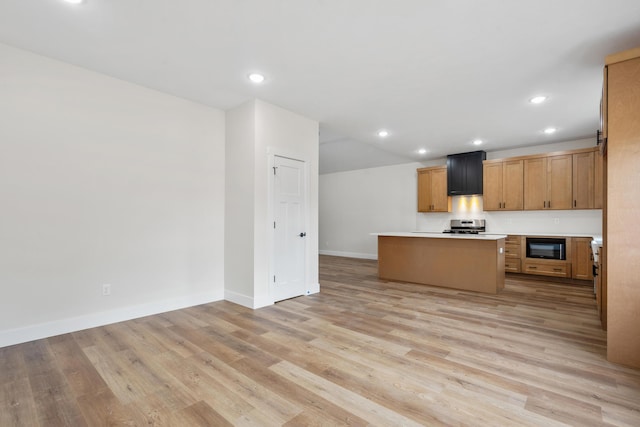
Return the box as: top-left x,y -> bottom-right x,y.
225,100 -> 319,308
320,163 -> 421,259
319,138 -> 602,259
255,100 -> 320,304
225,102 -> 256,303
0,43 -> 226,347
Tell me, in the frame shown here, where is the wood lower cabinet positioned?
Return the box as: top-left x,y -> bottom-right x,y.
572,237 -> 594,280
483,160 -> 523,211
505,259 -> 521,273
504,235 -> 522,273
523,259 -> 571,278
417,166 -> 449,212
505,235 -> 594,281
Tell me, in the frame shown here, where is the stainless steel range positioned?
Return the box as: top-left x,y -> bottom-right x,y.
443,219 -> 486,234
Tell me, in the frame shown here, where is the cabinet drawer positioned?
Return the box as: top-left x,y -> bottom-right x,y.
504,244 -> 521,258
505,235 -> 521,244
505,259 -> 521,273
523,261 -> 570,278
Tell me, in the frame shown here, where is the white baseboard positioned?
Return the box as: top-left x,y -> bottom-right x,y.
319,250 -> 378,260
224,289 -> 268,309
306,282 -> 320,295
0,291 -> 223,349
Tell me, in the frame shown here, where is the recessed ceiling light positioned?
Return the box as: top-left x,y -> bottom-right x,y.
544,127 -> 557,134
472,139 -> 483,145
248,73 -> 265,84
418,148 -> 427,155
377,130 -> 389,138
530,96 -> 547,104
63,0 -> 84,4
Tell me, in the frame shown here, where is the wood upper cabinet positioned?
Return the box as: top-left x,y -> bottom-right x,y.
572,237 -> 594,280
417,166 -> 449,212
594,151 -> 604,209
483,160 -> 523,211
573,151 -> 595,209
524,154 -> 572,210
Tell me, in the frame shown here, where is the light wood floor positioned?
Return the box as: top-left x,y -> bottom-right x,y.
2,255 -> 640,426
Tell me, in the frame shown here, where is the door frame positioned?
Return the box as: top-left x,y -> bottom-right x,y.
266,147 -> 311,304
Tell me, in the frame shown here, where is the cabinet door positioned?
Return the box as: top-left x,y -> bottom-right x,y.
503,160 -> 524,210
524,157 -> 546,210
483,162 -> 503,210
447,155 -> 464,196
572,237 -> 594,280
431,168 -> 449,212
573,151 -> 595,209
601,66 -> 608,141
595,152 -> 604,209
547,155 -> 573,210
417,170 -> 432,212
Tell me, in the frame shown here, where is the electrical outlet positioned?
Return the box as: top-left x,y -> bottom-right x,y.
554,218 -> 560,225
102,284 -> 111,296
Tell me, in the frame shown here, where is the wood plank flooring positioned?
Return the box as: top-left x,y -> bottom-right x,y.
2,255 -> 640,426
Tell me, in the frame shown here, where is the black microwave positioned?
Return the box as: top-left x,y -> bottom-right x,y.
526,238 -> 566,260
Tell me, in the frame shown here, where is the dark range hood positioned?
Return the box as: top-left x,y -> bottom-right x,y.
447,150 -> 486,196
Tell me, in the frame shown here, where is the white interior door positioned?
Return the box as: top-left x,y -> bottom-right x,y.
272,156 -> 306,302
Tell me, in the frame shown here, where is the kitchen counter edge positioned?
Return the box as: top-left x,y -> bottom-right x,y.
372,232 -> 507,241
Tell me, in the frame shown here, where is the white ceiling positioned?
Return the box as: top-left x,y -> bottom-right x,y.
1,1 -> 639,174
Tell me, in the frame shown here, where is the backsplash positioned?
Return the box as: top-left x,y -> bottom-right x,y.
416,195 -> 602,236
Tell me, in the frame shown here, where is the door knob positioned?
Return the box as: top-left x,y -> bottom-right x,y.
299,232 -> 306,237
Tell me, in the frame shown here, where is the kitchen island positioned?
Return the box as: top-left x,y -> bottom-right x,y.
376,232 -> 507,294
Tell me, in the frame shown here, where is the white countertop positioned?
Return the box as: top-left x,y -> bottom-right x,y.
373,232 -> 507,241
499,232 -> 601,238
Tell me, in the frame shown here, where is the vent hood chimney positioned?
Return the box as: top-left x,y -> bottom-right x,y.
447,150 -> 486,196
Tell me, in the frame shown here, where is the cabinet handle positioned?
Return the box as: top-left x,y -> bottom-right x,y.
543,201 -> 546,208
529,266 -> 537,269
553,268 -> 562,272
548,201 -> 551,208
574,200 -> 577,208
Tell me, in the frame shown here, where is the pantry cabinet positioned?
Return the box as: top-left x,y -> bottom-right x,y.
417,166 -> 449,212
483,160 -> 523,211
594,151 -> 603,209
604,46 -> 640,367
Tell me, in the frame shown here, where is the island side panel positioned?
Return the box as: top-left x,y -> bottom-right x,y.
378,236 -> 505,294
